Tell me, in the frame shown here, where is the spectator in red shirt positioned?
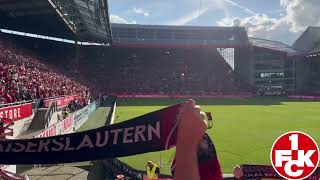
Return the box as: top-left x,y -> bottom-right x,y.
3,93 -> 12,104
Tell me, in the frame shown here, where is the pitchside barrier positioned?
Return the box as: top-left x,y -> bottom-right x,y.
43,95 -> 81,108
239,165 -> 320,180
73,99 -> 100,130
0,100 -> 35,108
288,95 -> 320,101
116,93 -> 253,99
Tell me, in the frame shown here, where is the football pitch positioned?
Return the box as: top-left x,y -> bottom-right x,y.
111,97 -> 320,174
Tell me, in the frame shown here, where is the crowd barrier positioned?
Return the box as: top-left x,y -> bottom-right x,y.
35,99 -> 100,138
288,95 -> 320,100
44,101 -> 57,128
36,115 -> 74,138
43,95 -> 81,108
117,93 -> 253,98
0,100 -> 34,109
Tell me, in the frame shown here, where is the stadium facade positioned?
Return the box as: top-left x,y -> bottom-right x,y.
246,38 -> 299,95
292,27 -> 320,95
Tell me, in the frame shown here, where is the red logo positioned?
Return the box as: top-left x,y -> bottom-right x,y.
271,131 -> 319,180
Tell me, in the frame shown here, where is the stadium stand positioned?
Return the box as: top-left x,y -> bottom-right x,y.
78,47 -> 251,95
0,34 -> 88,105
291,27 -> 320,96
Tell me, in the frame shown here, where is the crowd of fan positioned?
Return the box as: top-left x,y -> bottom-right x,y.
80,47 -> 250,95
0,35 -> 88,105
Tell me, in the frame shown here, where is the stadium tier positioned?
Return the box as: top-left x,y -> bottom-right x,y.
78,47 -> 251,95
292,27 -> 320,95
110,23 -> 249,48
0,34 -> 88,105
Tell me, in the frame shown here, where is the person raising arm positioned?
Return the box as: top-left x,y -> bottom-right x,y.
174,99 -> 207,180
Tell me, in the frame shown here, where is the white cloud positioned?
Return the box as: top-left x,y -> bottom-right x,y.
204,0 -> 256,18
217,14 -> 298,45
223,0 -> 256,15
167,0 -> 248,26
110,14 -> 128,24
281,0 -> 320,32
109,14 -> 136,24
132,8 -> 149,16
167,5 -> 211,25
217,0 -> 320,45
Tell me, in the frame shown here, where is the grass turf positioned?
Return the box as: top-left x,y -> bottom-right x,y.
114,97 -> 320,174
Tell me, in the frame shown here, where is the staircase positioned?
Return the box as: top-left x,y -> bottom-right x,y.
18,109 -> 47,139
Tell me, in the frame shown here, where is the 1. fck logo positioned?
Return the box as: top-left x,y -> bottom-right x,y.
271,131 -> 319,180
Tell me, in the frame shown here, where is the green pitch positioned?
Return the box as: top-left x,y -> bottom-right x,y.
114,97 -> 320,174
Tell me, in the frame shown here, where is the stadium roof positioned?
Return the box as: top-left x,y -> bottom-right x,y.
0,0 -> 112,43
293,27 -> 320,56
111,23 -> 250,48
249,37 -> 299,55
0,0 -> 74,39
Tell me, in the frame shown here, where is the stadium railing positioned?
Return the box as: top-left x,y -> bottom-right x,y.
116,92 -> 253,98
44,101 -> 57,129
0,100 -> 35,108
0,94 -> 75,109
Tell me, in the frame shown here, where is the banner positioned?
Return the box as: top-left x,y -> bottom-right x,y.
242,165 -> 320,180
289,95 -> 320,101
73,100 -> 97,129
117,93 -> 252,98
0,103 -> 32,123
36,124 -> 57,138
0,103 -> 183,164
36,115 -> 74,138
43,95 -> 80,108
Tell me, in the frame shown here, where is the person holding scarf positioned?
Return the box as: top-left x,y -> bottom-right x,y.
174,99 -> 223,180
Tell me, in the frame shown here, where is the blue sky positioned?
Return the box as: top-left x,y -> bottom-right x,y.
108,0 -> 320,45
